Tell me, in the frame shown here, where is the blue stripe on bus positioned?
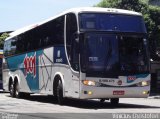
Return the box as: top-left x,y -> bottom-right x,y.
136,74 -> 149,78
6,50 -> 43,92
54,47 -> 68,65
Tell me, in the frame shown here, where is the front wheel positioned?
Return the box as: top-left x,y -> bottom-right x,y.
57,80 -> 65,105
100,99 -> 105,103
110,98 -> 119,106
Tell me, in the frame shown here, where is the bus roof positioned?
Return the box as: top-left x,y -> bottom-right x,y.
6,7 -> 142,41
65,7 -> 142,16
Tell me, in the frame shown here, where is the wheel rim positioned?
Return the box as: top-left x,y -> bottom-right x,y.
57,80 -> 64,104
10,83 -> 14,96
15,83 -> 19,97
15,86 -> 18,96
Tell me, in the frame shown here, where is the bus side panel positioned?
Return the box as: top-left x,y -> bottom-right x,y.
38,47 -> 54,94
3,50 -> 43,93
53,46 -> 80,98
38,46 -> 80,98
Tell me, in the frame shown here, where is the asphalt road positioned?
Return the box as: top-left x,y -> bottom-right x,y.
0,92 -> 160,119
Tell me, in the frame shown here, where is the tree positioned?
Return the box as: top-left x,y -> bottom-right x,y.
0,33 -> 9,49
96,0 -> 160,60
96,0 -> 148,12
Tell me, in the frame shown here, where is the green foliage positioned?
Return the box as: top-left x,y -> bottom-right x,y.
96,0 -> 160,60
0,33 -> 9,49
96,0 -> 149,13
149,5 -> 160,46
96,0 -> 121,8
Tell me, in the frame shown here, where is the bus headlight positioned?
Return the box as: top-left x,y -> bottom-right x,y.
82,80 -> 96,86
142,81 -> 149,86
136,81 -> 150,87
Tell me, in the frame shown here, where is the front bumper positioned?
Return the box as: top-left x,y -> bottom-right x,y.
79,86 -> 150,99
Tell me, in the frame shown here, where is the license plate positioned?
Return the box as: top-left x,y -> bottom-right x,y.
113,90 -> 125,95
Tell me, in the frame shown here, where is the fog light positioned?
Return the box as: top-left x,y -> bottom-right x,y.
88,91 -> 93,95
84,91 -> 93,95
143,91 -> 148,94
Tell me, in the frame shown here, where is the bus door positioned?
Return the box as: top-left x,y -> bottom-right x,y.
65,13 -> 80,98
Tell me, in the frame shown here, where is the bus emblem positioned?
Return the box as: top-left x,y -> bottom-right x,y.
23,53 -> 36,78
127,76 -> 136,83
117,80 -> 122,86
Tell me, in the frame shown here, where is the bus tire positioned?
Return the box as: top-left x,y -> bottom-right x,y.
14,81 -> 22,98
110,98 -> 119,106
100,99 -> 105,103
9,81 -> 15,97
23,93 -> 30,98
57,80 -> 64,105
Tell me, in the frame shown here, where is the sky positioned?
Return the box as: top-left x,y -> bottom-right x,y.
0,0 -> 101,32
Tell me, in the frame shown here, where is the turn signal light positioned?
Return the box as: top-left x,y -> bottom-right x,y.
82,80 -> 96,86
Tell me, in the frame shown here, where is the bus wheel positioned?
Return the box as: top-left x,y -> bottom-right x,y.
9,82 -> 15,97
57,80 -> 64,105
110,98 -> 119,106
15,82 -> 22,98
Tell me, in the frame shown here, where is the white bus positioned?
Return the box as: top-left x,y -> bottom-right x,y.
3,7 -> 150,105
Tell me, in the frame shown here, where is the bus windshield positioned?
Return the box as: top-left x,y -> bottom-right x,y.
80,33 -> 150,77
79,13 -> 146,33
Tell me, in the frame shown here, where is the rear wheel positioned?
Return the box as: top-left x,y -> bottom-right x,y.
15,82 -> 21,98
9,82 -> 15,97
57,80 -> 64,105
110,98 -> 119,106
23,93 -> 30,98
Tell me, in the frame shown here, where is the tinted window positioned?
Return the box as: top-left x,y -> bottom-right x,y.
81,33 -> 119,77
66,13 -> 79,71
80,33 -> 149,77
4,16 -> 65,57
79,13 -> 146,33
